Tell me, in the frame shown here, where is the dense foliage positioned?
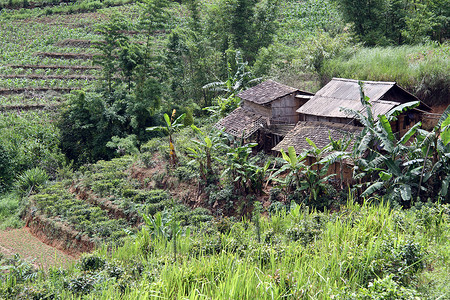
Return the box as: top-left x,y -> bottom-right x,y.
1,200 -> 449,298
333,0 -> 449,45
0,112 -> 65,192
0,0 -> 449,298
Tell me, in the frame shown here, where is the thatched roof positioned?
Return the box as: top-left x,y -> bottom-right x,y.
215,107 -> 268,139
272,121 -> 362,154
238,80 -> 312,105
297,78 -> 425,120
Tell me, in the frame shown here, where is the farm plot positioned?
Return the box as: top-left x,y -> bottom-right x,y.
0,228 -> 75,269
0,4 -> 145,109
0,20 -> 101,107
24,155 -> 212,254
72,157 -> 212,226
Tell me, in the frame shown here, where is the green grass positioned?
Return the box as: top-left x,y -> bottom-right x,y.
321,44 -> 450,106
1,199 -> 448,299
0,193 -> 23,229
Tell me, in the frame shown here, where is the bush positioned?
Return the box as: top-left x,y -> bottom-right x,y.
0,111 -> 65,185
79,255 -> 106,272
14,168 -> 49,196
337,275 -> 419,300
0,145 -> 13,193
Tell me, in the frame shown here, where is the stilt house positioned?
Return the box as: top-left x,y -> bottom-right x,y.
272,78 -> 430,183
296,78 -> 430,136
215,80 -> 314,145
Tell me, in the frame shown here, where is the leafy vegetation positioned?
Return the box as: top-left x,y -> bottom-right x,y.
322,44 -> 450,105
0,0 -> 449,298
1,200 -> 448,298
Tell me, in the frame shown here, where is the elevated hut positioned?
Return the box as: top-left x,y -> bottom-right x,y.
296,78 -> 429,136
272,121 -> 362,183
215,80 -> 313,145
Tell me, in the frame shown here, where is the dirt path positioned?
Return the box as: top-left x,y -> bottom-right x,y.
0,227 -> 76,269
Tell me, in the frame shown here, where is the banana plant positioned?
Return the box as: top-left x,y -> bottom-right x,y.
341,82 -> 423,202
141,210 -> 171,241
270,146 -> 307,193
414,104 -> 450,200
187,125 -> 225,183
271,145 -> 334,205
146,109 -> 185,166
218,141 -> 269,195
321,133 -> 353,189
202,50 -> 261,97
202,50 -> 261,117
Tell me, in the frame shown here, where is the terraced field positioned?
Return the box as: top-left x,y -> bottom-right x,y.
0,3 -> 144,111
0,0 -> 168,261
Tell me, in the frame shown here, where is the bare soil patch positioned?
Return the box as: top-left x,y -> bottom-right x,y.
0,228 -> 76,269
0,74 -> 97,80
6,64 -> 100,70
56,39 -> 94,48
35,52 -> 96,60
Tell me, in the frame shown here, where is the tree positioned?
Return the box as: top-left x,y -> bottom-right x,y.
93,14 -> 129,94
203,0 -> 279,63
334,0 -> 388,45
58,91 -> 126,165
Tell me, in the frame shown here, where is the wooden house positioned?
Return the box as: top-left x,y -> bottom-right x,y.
215,80 -> 314,141
272,121 -> 362,184
296,78 -> 430,136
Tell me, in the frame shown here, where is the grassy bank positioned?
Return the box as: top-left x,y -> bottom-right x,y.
1,200 -> 448,299
321,44 -> 450,106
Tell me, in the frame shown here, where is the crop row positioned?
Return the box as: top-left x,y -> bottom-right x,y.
0,93 -> 63,106
0,0 -> 136,19
0,74 -> 97,80
29,181 -> 133,245
0,0 -> 75,9
0,103 -> 59,112
35,52 -> 96,60
0,67 -> 99,77
0,87 -> 76,95
5,64 -> 100,70
0,77 -> 95,89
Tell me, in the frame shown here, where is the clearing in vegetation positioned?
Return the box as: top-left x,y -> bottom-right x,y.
0,228 -> 75,269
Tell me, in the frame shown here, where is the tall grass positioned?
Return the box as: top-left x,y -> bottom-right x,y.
0,193 -> 22,229
2,200 -> 449,299
322,44 -> 450,106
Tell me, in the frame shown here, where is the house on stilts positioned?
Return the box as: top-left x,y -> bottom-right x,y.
216,77 -> 430,183
214,79 -> 314,149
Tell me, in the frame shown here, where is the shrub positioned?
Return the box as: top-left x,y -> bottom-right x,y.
0,145 -> 13,193
14,168 -> 49,196
79,255 -> 106,272
337,274 -> 419,300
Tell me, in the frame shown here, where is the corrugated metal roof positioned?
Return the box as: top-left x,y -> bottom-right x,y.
238,79 -> 312,105
296,78 -> 414,120
214,107 -> 268,138
272,121 -> 362,155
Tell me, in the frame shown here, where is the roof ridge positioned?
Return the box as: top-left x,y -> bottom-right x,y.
332,77 -> 397,85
